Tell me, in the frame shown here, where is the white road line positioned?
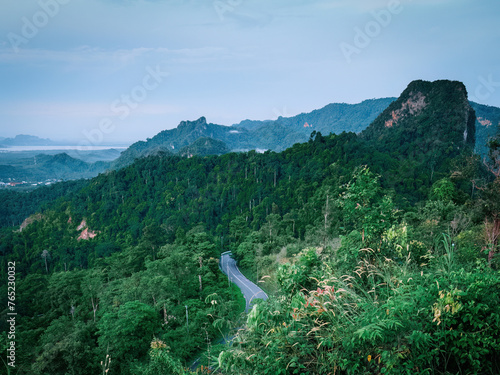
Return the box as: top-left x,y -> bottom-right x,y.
221,253 -> 268,311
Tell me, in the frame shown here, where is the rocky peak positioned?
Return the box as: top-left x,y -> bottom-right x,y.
363,80 -> 475,147
178,117 -> 207,130
385,91 -> 427,128
361,80 -> 476,177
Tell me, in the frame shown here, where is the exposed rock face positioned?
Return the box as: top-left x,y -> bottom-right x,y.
76,219 -> 87,231
19,213 -> 42,232
360,80 -> 476,191
362,80 -> 476,152
477,117 -> 493,127
76,219 -> 97,241
78,227 -> 97,241
384,91 -> 427,128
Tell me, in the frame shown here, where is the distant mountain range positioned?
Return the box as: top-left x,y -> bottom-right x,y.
233,98 -> 396,136
111,98 -> 397,169
4,85 -> 499,177
112,94 -> 499,170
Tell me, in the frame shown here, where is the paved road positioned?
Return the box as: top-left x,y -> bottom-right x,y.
220,251 -> 268,312
190,252 -> 268,370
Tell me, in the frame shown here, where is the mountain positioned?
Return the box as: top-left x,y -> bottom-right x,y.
362,80 -> 475,152
112,99 -> 396,169
178,137 -> 230,157
111,94 -> 499,171
470,102 -> 500,158
244,99 -> 397,151
0,152 -> 110,182
0,134 -> 57,147
234,98 -> 397,137
112,117 -> 256,169
360,80 -> 476,198
3,80 -> 500,375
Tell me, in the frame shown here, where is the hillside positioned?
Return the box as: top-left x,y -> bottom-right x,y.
178,137 -> 230,157
363,80 -> 475,147
470,101 -> 500,157
0,80 -> 499,375
112,95 -> 498,170
0,152 -> 110,182
111,117 -> 254,169
235,98 -> 396,137
112,99 -> 396,169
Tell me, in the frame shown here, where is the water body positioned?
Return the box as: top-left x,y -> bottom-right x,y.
0,146 -> 127,152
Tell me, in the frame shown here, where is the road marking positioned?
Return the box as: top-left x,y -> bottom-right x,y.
221,253 -> 268,311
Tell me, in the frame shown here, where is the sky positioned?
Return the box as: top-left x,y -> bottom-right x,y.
0,0 -> 499,146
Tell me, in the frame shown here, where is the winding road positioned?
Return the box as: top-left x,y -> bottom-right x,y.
220,251 -> 268,312
190,252 -> 268,370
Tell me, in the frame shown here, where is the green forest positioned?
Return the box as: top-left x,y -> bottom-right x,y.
1,80 -> 499,374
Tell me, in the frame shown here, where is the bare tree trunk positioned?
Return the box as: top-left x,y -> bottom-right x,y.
324,194 -> 329,247
199,256 -> 203,297
91,296 -> 99,323
484,216 -> 500,267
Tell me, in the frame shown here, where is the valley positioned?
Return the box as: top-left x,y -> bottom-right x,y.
1,80 -> 499,375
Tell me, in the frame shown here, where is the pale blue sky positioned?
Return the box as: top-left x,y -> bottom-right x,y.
0,0 -> 499,144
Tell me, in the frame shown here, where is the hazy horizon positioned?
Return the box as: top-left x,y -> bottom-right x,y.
1,0 -> 499,145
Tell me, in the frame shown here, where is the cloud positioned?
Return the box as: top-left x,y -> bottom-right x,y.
0,101 -> 181,117
0,46 -> 149,65
315,0 -> 454,12
0,45 -> 232,67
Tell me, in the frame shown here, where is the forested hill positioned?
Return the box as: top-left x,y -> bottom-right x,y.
233,98 -> 397,140
111,93 -> 498,170
0,79 -> 499,374
471,101 -> 500,156
111,98 -> 396,169
0,153 -> 111,182
362,80 -> 476,149
360,80 -> 477,194
178,137 -> 230,157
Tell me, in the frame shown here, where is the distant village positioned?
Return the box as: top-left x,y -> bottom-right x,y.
0,179 -> 62,188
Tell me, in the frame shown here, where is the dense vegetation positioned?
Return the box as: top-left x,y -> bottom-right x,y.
179,137 -> 230,157
235,98 -> 397,136
112,94 -> 499,170
0,152 -> 111,182
471,101 -> 500,157
0,180 -> 88,227
1,80 -> 499,374
112,99 -> 395,169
